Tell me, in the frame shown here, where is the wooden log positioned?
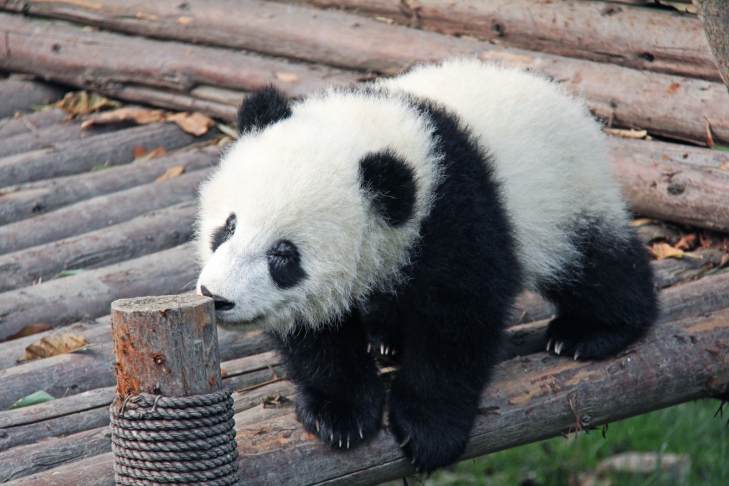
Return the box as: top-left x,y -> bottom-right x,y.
0,108 -> 67,138
0,121 -> 116,158
0,243 -> 198,342
2,267 -> 729,463
696,0 -> 729,91
0,202 -> 197,292
0,168 -> 208,255
0,6 -> 729,142
0,78 -> 64,118
0,13 -> 358,98
612,139 -> 729,233
0,122 -> 196,187
0,143 -> 217,225
111,294 -> 220,396
9,301 -> 729,485
296,0 -> 717,80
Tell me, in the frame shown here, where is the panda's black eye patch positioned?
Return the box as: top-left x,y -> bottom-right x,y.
267,239 -> 307,289
211,213 -> 236,252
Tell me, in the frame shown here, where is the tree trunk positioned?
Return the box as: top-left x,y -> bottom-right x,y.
695,0 -> 729,91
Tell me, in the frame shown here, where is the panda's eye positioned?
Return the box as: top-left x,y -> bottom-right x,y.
210,213 -> 236,252
266,239 -> 307,289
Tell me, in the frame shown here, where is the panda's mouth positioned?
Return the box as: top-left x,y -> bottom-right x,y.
216,310 -> 266,326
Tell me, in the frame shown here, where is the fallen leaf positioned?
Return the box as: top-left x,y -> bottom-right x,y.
155,165 -> 186,182
81,106 -> 166,129
216,123 -> 239,139
655,1 -> 697,14
132,146 -> 148,158
55,91 -> 120,116
650,242 -> 685,260
135,146 -> 168,162
275,72 -> 300,83
675,234 -> 697,251
177,16 -> 193,25
23,333 -> 89,362
603,128 -> 647,139
6,323 -> 52,340
166,112 -> 214,136
630,218 -> 655,227
10,390 -> 55,409
705,118 -> 715,148
666,82 -> 681,94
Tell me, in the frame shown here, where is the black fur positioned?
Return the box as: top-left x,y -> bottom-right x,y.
237,86 -> 292,134
267,239 -> 307,289
211,213 -> 236,252
273,92 -> 656,473
359,150 -> 416,226
540,221 -> 658,359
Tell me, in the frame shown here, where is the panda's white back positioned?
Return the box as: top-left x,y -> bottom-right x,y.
379,59 -> 630,288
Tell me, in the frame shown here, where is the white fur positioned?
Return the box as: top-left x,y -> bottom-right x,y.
197,59 -> 630,333
197,90 -> 441,333
379,59 -> 629,287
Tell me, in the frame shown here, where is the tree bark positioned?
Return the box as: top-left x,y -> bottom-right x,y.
0,78 -> 64,118
695,0 -> 729,91
0,108 -> 67,138
0,144 -> 217,225
0,122 -> 196,187
296,0 -> 716,80
0,169 -> 208,255
1,9 -> 728,144
7,303 -> 728,485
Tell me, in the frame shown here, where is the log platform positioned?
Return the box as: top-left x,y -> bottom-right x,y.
0,1 -> 728,484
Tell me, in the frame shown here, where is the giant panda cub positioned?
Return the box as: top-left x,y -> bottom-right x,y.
196,59 -> 657,471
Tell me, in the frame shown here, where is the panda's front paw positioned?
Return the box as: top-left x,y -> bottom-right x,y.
295,384 -> 384,450
388,382 -> 473,473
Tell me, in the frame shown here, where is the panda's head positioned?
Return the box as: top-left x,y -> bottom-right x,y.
196,86 -> 441,334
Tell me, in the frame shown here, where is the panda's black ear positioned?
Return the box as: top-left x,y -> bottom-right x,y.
359,150 -> 416,227
237,86 -> 292,135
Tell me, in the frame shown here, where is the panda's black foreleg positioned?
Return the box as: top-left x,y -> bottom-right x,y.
387,310 -> 502,473
543,226 -> 658,360
361,291 -> 404,359
272,310 -> 385,449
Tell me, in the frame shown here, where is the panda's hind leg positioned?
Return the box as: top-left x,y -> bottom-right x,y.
541,222 -> 658,360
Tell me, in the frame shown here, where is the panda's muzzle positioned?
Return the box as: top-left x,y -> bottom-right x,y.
200,285 -> 235,311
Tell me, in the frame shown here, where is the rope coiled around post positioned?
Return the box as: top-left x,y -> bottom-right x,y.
110,390 -> 239,485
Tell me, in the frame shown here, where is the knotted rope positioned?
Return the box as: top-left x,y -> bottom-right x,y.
110,390 -> 239,485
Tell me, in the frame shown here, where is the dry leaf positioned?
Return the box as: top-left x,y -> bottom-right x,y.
132,146 -> 148,158
650,242 -> 685,260
656,1 -> 697,14
216,123 -> 239,139
275,72 -> 300,83
177,16 -> 193,25
720,161 -> 729,171
6,323 -> 52,340
155,165 -> 186,182
81,106 -> 166,129
675,234 -> 697,251
603,128 -> 648,139
55,91 -> 120,116
666,82 -> 681,94
630,218 -> 655,227
166,112 -> 214,136
135,146 -> 168,162
705,118 -> 715,148
23,333 -> 89,362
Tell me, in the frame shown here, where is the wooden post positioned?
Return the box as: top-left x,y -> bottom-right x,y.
111,294 -> 221,397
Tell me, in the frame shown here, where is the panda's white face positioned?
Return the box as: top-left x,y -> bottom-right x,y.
196,89 -> 441,334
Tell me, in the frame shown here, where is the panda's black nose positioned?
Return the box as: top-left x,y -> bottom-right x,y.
200,285 -> 235,311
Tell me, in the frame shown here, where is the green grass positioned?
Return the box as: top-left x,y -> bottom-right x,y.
428,400 -> 728,486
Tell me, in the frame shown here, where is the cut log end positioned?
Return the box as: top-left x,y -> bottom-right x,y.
111,294 -> 220,398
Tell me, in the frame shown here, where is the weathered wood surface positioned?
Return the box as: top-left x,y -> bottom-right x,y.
0,202 -> 197,292
0,108 -> 66,138
8,303 -> 728,485
0,122 -> 195,187
0,121 -> 115,158
2,268 -> 728,468
696,0 -> 729,90
296,0 -> 717,80
0,169 -> 208,255
111,294 -> 221,396
0,77 -> 64,118
612,140 -> 729,233
0,243 -> 198,341
0,143 -> 217,225
0,13 -> 359,98
1,6 -> 728,144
